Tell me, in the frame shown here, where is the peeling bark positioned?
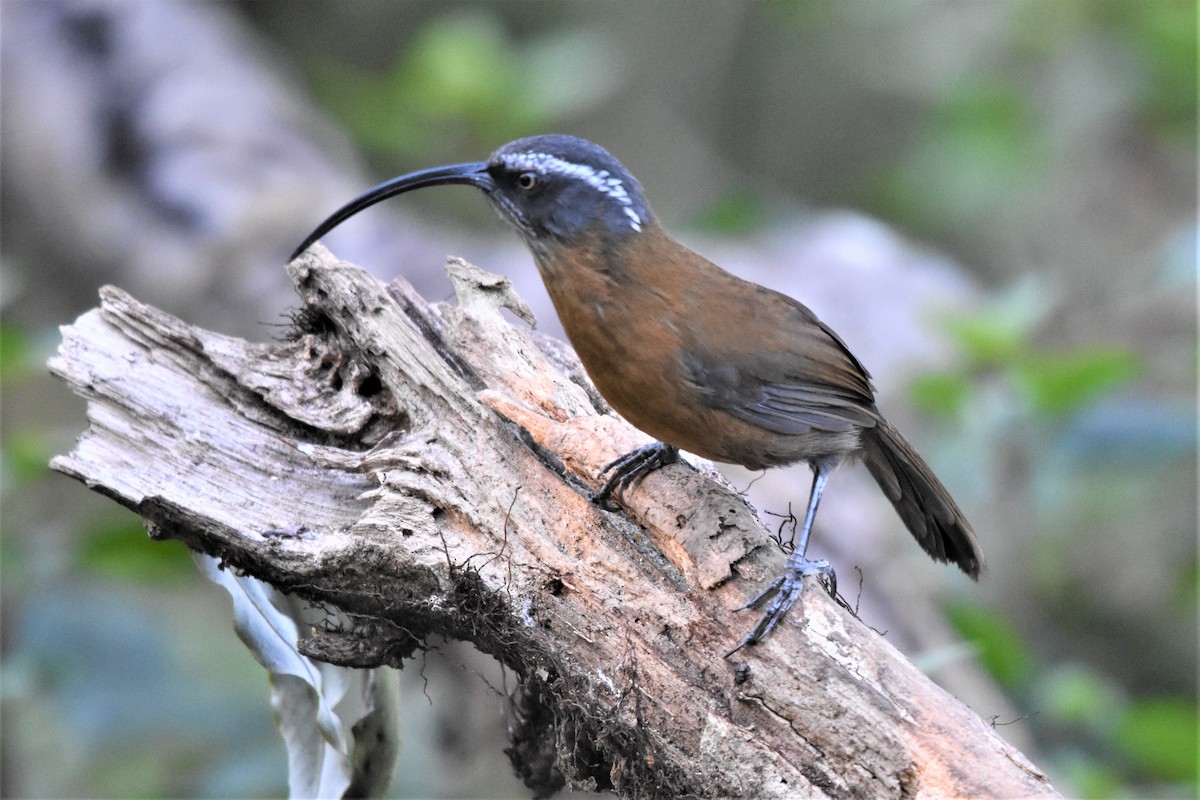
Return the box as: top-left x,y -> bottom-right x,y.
50,247 -> 1058,799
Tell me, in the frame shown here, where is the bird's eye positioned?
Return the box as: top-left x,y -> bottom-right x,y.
517,172 -> 538,191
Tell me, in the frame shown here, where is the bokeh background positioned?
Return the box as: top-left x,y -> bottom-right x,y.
2,1 -> 1195,797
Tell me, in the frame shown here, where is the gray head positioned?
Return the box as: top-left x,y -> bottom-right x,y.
291,134 -> 652,260
483,135 -> 650,243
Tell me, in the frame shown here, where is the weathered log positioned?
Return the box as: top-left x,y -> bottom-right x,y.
50,247 -> 1057,799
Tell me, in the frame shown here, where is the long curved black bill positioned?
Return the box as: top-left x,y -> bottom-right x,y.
290,162 -> 491,260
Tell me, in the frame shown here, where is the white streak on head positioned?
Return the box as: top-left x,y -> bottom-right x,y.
500,152 -> 645,232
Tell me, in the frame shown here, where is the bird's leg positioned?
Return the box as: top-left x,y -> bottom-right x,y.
592,441 -> 679,510
727,461 -> 837,655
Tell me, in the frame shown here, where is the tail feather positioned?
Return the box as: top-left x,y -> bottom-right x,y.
860,419 -> 984,578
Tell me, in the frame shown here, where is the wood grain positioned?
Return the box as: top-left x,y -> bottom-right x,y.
49,247 -> 1057,799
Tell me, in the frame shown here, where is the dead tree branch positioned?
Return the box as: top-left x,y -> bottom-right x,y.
49,247 -> 1057,799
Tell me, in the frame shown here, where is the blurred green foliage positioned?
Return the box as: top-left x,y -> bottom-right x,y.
950,606 -> 1199,797
0,323 -> 57,487
857,0 -> 1196,251
1035,662 -> 1125,733
946,603 -> 1035,689
693,193 -> 771,236
308,9 -> 620,164
1087,0 -> 1197,143
923,274 -> 1194,797
0,321 -> 31,379
4,430 -> 53,486
910,280 -> 1140,420
870,79 -> 1041,235
1013,349 -> 1140,416
1,308 -> 284,796
1114,698 -> 1199,782
77,519 -> 198,585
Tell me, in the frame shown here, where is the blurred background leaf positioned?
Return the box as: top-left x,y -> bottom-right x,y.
1114,698 -> 1199,783
947,602 -> 1035,689
77,520 -> 197,585
308,9 -> 621,166
1012,348 -> 1139,415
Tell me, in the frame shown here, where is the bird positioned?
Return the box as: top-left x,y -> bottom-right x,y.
291,134 -> 984,652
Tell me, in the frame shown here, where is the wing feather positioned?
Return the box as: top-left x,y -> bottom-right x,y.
679,289 -> 879,436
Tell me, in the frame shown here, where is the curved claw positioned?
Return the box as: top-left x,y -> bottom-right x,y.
726,558 -> 836,656
592,442 -> 679,510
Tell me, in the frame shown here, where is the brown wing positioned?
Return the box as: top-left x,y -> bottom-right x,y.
680,282 -> 879,436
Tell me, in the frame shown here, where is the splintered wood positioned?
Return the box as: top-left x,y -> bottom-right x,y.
50,248 -> 1058,799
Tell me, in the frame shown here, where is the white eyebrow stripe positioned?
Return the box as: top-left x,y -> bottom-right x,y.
500,151 -> 644,232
